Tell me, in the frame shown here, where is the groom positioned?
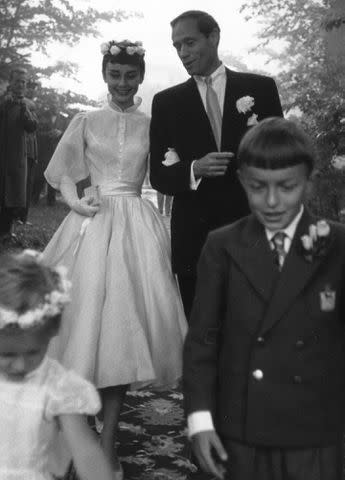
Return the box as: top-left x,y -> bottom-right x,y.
150,10 -> 283,317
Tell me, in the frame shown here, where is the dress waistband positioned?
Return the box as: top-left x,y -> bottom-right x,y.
97,182 -> 141,197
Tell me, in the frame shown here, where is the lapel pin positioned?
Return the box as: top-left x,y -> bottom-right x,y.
320,284 -> 336,312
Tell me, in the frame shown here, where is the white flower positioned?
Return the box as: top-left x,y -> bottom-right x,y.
126,46 -> 136,55
100,42 -> 110,55
301,234 -> 313,251
236,96 -> 255,114
162,148 -> 180,166
110,45 -> 121,55
247,113 -> 258,126
309,224 -> 318,242
135,40 -> 143,46
136,46 -> 145,55
332,155 -> 345,170
316,219 -> 330,237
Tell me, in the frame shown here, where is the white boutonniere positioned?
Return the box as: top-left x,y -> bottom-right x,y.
162,148 -> 180,166
236,96 -> 255,114
300,220 -> 330,262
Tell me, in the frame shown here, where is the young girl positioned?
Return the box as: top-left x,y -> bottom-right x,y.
0,249 -> 114,480
43,40 -> 187,477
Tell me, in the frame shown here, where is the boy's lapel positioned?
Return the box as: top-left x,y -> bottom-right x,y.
230,215 -> 279,301
260,210 -> 334,334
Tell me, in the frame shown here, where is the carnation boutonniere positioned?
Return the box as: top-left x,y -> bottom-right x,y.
162,148 -> 180,166
236,96 -> 258,126
300,220 -> 330,262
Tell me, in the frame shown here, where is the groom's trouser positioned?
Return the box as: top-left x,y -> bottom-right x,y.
221,437 -> 343,480
177,274 -> 196,320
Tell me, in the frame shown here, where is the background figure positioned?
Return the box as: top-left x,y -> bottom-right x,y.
0,67 -> 38,236
150,10 -> 283,318
19,79 -> 39,224
157,192 -> 173,216
32,97 -> 68,205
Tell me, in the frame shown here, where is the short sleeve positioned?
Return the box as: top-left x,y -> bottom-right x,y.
45,365 -> 101,421
44,112 -> 89,189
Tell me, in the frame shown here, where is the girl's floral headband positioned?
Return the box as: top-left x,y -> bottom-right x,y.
0,250 -> 71,330
100,40 -> 145,57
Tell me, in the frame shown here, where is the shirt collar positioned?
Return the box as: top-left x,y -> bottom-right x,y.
194,63 -> 226,84
107,94 -> 142,113
265,205 -> 304,242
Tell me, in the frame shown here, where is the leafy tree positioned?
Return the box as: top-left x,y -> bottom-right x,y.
241,0 -> 345,218
0,0 -> 130,81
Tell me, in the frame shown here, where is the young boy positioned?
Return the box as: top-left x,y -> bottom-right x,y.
183,117 -> 345,480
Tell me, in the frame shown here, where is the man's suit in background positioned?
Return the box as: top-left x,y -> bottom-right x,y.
150,68 -> 283,316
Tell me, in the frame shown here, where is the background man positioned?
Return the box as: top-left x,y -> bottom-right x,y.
150,10 -> 283,317
0,67 -> 38,237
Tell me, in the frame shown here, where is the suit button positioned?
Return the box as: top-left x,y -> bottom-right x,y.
256,336 -> 265,345
295,340 -> 305,349
252,369 -> 264,380
293,375 -> 302,384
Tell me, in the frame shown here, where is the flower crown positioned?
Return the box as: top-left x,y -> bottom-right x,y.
100,40 -> 145,57
0,250 -> 71,330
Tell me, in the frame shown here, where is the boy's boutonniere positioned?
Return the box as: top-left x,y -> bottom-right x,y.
236,96 -> 258,126
162,148 -> 180,166
300,220 -> 330,262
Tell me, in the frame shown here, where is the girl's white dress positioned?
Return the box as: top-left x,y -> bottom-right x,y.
0,356 -> 100,480
44,98 -> 187,390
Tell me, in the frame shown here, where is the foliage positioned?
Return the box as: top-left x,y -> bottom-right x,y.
241,0 -> 345,218
0,0 -> 130,81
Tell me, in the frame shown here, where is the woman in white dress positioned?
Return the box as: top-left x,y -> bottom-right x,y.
43,40 -> 187,478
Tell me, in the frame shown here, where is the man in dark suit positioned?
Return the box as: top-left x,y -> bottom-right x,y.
150,10 -> 283,317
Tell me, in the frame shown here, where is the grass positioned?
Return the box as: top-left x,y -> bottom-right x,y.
0,197 -> 69,254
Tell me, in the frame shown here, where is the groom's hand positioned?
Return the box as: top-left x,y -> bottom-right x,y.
191,430 -> 228,479
193,152 -> 233,179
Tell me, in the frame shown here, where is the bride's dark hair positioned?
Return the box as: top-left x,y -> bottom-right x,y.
102,50 -> 145,78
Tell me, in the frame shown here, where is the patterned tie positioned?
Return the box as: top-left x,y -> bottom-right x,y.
271,231 -> 287,271
205,76 -> 222,150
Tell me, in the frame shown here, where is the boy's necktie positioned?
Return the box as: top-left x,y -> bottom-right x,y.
205,76 -> 222,150
272,231 -> 287,271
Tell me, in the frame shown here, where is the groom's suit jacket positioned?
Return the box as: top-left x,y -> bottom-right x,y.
183,210 -> 345,447
150,68 -> 283,275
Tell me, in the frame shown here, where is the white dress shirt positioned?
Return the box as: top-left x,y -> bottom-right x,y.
187,206 -> 304,437
190,63 -> 227,190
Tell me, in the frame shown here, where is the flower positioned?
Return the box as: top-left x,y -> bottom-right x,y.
300,220 -> 330,262
162,148 -> 180,166
247,113 -> 258,126
126,46 -> 136,55
110,45 -> 121,55
236,95 -> 255,114
100,39 -> 145,57
332,155 -> 345,170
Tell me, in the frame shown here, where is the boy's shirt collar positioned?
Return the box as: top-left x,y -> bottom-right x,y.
265,206 -> 304,252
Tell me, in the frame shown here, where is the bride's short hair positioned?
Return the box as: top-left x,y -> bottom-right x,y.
102,48 -> 145,78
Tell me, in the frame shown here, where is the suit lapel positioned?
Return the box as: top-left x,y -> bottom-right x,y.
229,215 -> 279,301
260,211 -> 335,334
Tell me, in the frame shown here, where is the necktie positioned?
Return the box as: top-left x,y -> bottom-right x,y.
205,76 -> 222,150
272,231 -> 287,271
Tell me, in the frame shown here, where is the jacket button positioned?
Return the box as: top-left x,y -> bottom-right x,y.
295,340 -> 305,349
252,369 -> 264,380
256,336 -> 265,345
293,375 -> 302,384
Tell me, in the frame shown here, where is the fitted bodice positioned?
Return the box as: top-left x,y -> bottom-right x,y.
44,100 -> 151,193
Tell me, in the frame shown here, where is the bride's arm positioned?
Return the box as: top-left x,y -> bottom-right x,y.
60,175 -> 100,217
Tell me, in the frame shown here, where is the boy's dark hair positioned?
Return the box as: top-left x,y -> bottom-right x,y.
170,10 -> 220,37
237,117 -> 315,174
102,50 -> 145,78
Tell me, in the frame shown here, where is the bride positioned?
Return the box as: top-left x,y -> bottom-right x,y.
43,39 -> 187,479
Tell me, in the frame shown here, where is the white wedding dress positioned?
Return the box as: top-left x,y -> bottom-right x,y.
44,98 -> 187,390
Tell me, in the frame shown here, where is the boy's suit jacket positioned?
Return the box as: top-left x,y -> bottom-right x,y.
150,68 -> 283,275
183,210 -> 345,447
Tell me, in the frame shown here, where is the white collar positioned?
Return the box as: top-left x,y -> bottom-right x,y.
107,94 -> 142,113
194,63 -> 226,84
265,205 -> 304,242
